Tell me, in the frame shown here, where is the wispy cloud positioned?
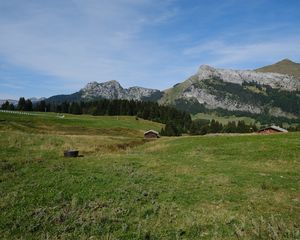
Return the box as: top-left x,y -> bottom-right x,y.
0,0 -> 178,90
0,92 -> 19,100
0,0 -> 299,98
0,82 -> 23,89
183,37 -> 300,69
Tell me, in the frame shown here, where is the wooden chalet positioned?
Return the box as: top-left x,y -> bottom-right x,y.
257,125 -> 288,134
144,130 -> 160,139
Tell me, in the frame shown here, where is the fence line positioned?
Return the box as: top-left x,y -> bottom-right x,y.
0,110 -> 37,116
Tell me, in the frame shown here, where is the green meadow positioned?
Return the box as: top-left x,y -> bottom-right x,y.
0,112 -> 299,239
192,112 -> 257,125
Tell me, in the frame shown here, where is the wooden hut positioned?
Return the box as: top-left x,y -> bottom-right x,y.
257,125 -> 288,134
144,130 -> 160,139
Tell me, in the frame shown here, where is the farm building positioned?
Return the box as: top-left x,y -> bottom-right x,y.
257,125 -> 288,134
144,130 -> 160,139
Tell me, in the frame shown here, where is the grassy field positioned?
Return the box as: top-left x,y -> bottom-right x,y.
192,112 -> 257,125
0,112 -> 299,239
0,112 -> 163,136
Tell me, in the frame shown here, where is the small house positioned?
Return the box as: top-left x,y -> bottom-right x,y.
257,125 -> 288,134
144,130 -> 160,139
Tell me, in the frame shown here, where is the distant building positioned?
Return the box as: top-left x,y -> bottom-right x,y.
144,130 -> 160,139
257,125 -> 288,134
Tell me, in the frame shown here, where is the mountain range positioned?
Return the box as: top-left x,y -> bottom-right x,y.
45,59 -> 300,119
46,81 -> 163,104
160,61 -> 299,119
3,59 -> 300,119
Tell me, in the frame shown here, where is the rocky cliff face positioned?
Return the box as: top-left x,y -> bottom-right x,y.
81,80 -> 161,101
127,86 -> 161,100
160,65 -> 300,118
181,84 -> 262,114
197,65 -> 300,91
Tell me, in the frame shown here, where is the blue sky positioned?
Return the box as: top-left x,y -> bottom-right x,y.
0,0 -> 300,99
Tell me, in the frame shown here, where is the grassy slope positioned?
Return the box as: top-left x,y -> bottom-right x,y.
192,112 -> 257,125
0,112 -> 163,136
159,75 -> 198,105
256,59 -> 300,79
0,112 -> 299,239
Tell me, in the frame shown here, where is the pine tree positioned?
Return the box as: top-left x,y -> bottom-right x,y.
164,121 -> 182,136
24,99 -> 33,111
17,97 -> 26,111
237,120 -> 247,133
69,102 -> 82,114
200,124 -> 209,135
1,101 -> 10,110
9,103 -> 15,110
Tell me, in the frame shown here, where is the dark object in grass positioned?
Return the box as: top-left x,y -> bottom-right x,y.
64,150 -> 79,157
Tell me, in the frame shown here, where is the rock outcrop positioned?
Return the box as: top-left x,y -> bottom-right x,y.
197,65 -> 300,91
160,64 -> 300,118
81,80 -> 161,101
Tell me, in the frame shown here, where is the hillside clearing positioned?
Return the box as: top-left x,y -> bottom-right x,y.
0,112 -> 163,136
192,112 -> 257,125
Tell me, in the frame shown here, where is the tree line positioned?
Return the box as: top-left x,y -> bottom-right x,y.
1,98 -> 33,111
185,118 -> 300,135
2,97 -> 300,136
186,119 -> 258,135
1,98 -> 192,134
50,99 -> 192,132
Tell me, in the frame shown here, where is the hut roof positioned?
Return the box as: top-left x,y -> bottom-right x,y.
258,125 -> 288,133
144,130 -> 159,135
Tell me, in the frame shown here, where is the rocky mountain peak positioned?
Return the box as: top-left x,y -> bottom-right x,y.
197,65 -> 221,82
81,80 -> 161,101
85,80 -> 121,87
198,64 -> 215,71
105,80 -> 122,86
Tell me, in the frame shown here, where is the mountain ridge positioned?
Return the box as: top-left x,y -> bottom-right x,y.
81,80 -> 163,101
43,60 -> 300,119
159,63 -> 299,118
3,59 -> 299,119
196,64 -> 300,91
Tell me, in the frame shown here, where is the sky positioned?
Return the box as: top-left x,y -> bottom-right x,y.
0,0 -> 300,99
